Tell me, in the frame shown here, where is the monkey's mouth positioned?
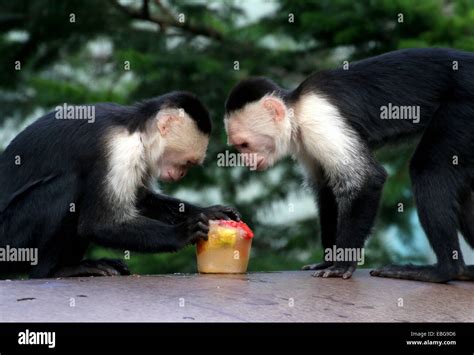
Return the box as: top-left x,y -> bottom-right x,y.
167,171 -> 178,181
161,171 -> 178,182
256,158 -> 266,171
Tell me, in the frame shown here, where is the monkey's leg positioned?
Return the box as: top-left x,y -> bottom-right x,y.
372,105 -> 467,282
303,185 -> 338,270
371,182 -> 463,282
52,259 -> 130,277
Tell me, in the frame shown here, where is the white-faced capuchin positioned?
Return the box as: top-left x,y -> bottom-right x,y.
224,48 -> 474,283
0,91 -> 240,278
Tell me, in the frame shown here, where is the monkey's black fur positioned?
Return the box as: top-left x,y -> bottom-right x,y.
226,48 -> 474,282
133,91 -> 212,134
225,77 -> 288,114
0,92 -> 237,278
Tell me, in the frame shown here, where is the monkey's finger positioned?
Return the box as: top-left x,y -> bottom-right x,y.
343,265 -> 356,279
322,270 -> 333,278
192,221 -> 209,233
222,207 -> 241,221
314,266 -> 354,279
101,258 -> 131,275
80,260 -> 117,276
82,265 -> 115,277
94,261 -> 122,276
207,205 -> 240,221
207,212 -> 230,220
226,212 -> 241,221
312,266 -> 342,278
88,268 -> 112,277
198,213 -> 209,224
190,231 -> 208,243
211,209 -> 240,221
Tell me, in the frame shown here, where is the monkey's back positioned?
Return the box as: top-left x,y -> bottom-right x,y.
294,48 -> 474,147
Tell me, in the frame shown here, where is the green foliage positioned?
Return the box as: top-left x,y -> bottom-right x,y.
1,0 -> 473,274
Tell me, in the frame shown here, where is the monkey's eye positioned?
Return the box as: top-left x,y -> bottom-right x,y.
238,142 -> 249,149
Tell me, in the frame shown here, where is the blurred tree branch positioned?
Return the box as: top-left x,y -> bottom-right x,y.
111,0 -> 224,40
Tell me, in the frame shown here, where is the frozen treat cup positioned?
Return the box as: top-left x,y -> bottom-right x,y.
196,220 -> 254,273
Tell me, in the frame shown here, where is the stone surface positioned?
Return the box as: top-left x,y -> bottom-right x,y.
0,270 -> 473,322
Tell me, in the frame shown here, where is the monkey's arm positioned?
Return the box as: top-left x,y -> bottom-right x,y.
79,212 -> 210,253
326,162 -> 386,277
318,184 -> 339,250
138,189 -> 201,223
75,181 -> 210,252
138,189 -> 241,223
302,183 -> 338,270
312,157 -> 387,278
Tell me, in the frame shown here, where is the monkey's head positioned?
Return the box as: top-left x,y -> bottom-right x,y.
224,77 -> 292,171
141,92 -> 211,182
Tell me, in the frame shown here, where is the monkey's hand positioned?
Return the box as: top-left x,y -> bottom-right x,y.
178,213 -> 210,246
312,261 -> 357,279
201,205 -> 241,221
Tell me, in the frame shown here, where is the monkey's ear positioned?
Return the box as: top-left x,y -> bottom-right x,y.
157,114 -> 178,136
262,97 -> 286,121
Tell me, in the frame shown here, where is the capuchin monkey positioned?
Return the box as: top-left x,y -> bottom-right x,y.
224,48 -> 474,283
0,91 -> 240,279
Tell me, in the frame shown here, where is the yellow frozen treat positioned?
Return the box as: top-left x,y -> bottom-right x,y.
196,219 -> 254,273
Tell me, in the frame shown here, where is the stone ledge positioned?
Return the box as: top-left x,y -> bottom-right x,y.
1,270 -> 473,322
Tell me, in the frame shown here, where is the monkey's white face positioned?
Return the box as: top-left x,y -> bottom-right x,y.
145,108 -> 209,182
157,147 -> 202,182
226,118 -> 276,171
225,96 -> 291,171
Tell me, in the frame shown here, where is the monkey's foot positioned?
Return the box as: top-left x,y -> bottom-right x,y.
302,261 -> 333,270
53,258 -> 130,277
456,265 -> 474,281
312,262 -> 356,279
370,263 -> 456,283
